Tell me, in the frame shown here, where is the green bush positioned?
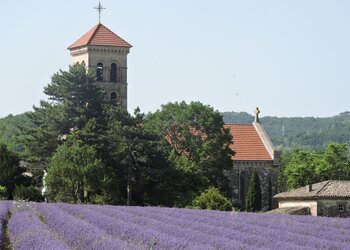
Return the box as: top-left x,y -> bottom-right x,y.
14,185 -> 43,202
191,187 -> 232,211
0,186 -> 7,200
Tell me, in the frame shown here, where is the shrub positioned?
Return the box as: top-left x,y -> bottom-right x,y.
191,187 -> 232,211
0,186 -> 7,200
14,185 -> 43,202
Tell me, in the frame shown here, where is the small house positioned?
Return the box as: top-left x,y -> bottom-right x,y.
274,180 -> 350,217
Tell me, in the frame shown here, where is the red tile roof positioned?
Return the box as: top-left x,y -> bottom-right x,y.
224,124 -> 272,161
68,23 -> 132,50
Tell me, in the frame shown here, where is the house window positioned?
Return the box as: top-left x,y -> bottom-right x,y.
110,92 -> 117,101
339,204 -> 344,212
97,62 -> 104,81
110,63 -> 117,82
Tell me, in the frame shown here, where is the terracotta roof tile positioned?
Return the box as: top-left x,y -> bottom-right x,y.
224,124 -> 272,161
68,23 -> 132,50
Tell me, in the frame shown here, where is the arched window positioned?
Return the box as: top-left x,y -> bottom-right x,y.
110,92 -> 117,101
96,62 -> 104,81
110,63 -> 117,82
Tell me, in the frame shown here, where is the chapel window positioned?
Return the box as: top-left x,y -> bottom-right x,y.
97,62 -> 104,81
110,92 -> 117,101
110,63 -> 117,82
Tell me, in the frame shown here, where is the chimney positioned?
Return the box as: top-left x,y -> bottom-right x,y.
306,184 -> 312,192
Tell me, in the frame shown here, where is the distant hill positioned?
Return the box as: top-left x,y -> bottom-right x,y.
1,111 -> 350,152
222,111 -> 350,150
0,113 -> 33,152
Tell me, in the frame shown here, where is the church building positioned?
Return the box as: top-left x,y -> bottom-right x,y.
224,109 -> 280,210
68,22 -> 132,108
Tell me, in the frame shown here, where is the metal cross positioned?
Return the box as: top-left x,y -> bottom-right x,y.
94,1 -> 106,23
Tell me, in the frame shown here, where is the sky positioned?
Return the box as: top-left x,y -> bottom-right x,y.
1,0 -> 350,119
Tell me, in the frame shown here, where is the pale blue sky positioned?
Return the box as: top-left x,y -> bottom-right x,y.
1,0 -> 349,118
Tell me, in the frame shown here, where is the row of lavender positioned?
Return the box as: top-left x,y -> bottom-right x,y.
0,201 -> 11,245
54,203 -> 350,250
2,201 -> 350,249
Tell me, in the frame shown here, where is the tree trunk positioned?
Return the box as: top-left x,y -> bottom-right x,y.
127,144 -> 133,206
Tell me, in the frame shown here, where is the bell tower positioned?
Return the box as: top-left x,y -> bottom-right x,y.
68,23 -> 132,108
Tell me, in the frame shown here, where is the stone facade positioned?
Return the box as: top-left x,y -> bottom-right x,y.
68,24 -> 131,109
278,200 -> 318,216
317,200 -> 350,217
225,112 -> 280,211
227,161 -> 278,210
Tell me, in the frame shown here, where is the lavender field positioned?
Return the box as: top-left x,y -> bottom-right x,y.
1,201 -> 350,249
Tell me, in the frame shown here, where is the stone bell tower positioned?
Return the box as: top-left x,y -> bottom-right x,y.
68,23 -> 132,108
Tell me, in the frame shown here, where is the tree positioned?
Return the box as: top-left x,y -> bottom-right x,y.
280,143 -> 350,191
0,144 -> 25,199
245,168 -> 262,212
191,187 -> 232,211
283,149 -> 323,190
102,105 -> 169,206
145,101 -> 234,206
317,143 -> 350,181
46,139 -> 103,203
22,63 -> 105,164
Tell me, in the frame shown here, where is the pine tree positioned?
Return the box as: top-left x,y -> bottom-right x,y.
245,168 -> 262,212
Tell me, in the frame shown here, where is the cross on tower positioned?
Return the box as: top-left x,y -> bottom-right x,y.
94,1 -> 106,23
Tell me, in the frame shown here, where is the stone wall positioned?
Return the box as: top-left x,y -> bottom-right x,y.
317,200 -> 350,217
69,45 -> 130,109
227,161 -> 278,211
278,200 -> 318,216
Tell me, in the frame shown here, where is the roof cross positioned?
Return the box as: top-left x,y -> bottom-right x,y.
254,107 -> 260,123
94,1 -> 106,23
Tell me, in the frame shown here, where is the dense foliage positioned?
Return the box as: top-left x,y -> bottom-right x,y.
0,144 -> 27,199
145,101 -> 234,206
245,168 -> 262,212
3,109 -> 350,154
279,143 -> 350,191
15,64 -> 232,207
2,201 -> 350,249
0,186 -> 6,200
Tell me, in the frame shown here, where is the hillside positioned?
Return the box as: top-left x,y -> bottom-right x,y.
1,201 -> 350,249
0,113 -> 33,152
223,111 -> 350,150
1,111 -> 350,152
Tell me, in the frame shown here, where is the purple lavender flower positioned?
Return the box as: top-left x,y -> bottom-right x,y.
8,202 -> 70,250
35,203 -> 140,250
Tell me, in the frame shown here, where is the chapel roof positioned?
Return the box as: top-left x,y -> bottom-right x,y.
68,23 -> 132,50
274,181 -> 350,200
224,124 -> 273,161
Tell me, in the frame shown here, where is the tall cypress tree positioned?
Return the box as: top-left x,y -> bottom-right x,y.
245,168 -> 262,212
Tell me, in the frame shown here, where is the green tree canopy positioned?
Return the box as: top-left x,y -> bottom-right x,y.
280,143 -> 350,191
145,101 -> 234,206
46,139 -> 103,203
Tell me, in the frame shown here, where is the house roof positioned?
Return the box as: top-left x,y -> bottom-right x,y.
274,181 -> 350,200
68,23 -> 132,50
224,124 -> 272,161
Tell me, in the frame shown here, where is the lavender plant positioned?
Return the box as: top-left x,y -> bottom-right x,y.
8,202 -> 70,250
35,203 -> 139,250
2,201 -> 350,249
